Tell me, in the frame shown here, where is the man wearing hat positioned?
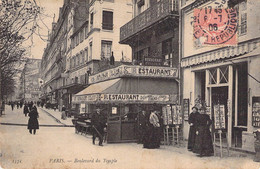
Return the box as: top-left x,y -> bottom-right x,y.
91,107 -> 106,146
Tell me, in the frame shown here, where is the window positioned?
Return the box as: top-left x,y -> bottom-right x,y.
89,42 -> 92,60
76,34 -> 79,46
240,13 -> 247,35
85,48 -> 88,63
90,12 -> 94,29
81,51 -> 84,64
80,30 -> 84,42
102,11 -> 113,30
219,66 -> 229,84
162,39 -> 172,67
101,40 -> 112,59
85,26 -> 88,39
137,0 -> 145,14
209,68 -> 217,84
73,57 -> 76,68
77,54 -> 80,65
70,58 -> 72,68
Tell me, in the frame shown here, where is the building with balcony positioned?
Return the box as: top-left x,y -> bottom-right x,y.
180,0 -> 260,152
71,0 -> 180,143
120,0 -> 179,67
62,0 -> 133,112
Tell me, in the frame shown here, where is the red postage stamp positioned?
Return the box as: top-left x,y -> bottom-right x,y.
193,8 -> 238,46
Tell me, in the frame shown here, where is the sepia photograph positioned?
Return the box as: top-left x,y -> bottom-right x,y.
0,0 -> 260,168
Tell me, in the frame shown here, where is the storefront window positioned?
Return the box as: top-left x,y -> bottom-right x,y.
219,66 -> 229,84
209,68 -> 217,84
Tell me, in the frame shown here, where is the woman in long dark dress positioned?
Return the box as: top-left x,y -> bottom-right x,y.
143,111 -> 161,149
193,107 -> 214,157
187,106 -> 200,151
27,106 -> 39,134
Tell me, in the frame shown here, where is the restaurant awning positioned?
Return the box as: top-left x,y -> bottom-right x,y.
73,78 -> 178,104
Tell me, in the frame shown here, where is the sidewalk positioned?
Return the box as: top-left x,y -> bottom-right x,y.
0,105 -> 64,126
38,107 -> 74,126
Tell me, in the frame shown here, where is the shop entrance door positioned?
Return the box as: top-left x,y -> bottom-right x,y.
211,87 -> 229,145
107,106 -> 121,143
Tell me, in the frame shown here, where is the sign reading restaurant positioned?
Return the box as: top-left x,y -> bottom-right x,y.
72,93 -> 172,103
89,65 -> 178,84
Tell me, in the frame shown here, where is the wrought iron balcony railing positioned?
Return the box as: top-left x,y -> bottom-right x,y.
120,0 -> 178,43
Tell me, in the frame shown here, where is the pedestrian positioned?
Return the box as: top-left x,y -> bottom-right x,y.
137,110 -> 146,144
193,107 -> 214,157
187,106 -> 200,151
110,51 -> 115,65
16,101 -> 19,109
20,101 -> 23,108
143,110 -> 161,149
91,108 -> 106,146
61,105 -> 67,120
11,102 -> 14,111
27,105 -> 39,135
23,104 -> 29,117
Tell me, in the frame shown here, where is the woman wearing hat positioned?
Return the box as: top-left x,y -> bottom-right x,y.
187,106 -> 200,151
193,107 -> 214,157
27,105 -> 39,135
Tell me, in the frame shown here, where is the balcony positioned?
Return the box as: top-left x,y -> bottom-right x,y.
120,0 -> 178,43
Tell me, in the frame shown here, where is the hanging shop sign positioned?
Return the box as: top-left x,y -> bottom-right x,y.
214,104 -> 226,130
89,65 -> 178,84
252,97 -> 260,127
100,94 -> 170,103
183,99 -> 189,121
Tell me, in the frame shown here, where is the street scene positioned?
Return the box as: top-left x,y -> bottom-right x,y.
0,105 -> 258,169
0,0 -> 260,169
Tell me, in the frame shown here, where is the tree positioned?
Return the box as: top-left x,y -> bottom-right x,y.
0,0 -> 41,115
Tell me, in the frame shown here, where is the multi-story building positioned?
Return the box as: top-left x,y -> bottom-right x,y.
41,0 -> 88,110
71,0 -> 179,143
19,59 -> 42,102
63,0 -> 133,111
120,0 -> 179,67
180,0 -> 260,152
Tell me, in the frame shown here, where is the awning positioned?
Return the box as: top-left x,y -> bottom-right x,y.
73,78 -> 178,104
76,78 -> 121,96
181,44 -> 259,67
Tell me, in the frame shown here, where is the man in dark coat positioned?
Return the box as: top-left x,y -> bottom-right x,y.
137,110 -> 146,144
23,104 -> 29,117
91,108 -> 106,146
16,102 -> 19,109
27,106 -> 39,134
187,106 -> 200,151
11,102 -> 14,111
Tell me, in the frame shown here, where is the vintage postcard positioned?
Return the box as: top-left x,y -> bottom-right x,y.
0,0 -> 260,169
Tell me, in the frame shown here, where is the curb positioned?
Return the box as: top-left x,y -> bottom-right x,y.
38,107 -> 74,127
0,123 -> 74,127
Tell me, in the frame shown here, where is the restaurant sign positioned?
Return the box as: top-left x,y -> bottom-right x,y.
100,94 -> 170,103
89,65 -> 178,84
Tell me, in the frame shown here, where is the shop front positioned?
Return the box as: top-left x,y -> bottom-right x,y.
181,45 -> 260,152
72,77 -> 179,143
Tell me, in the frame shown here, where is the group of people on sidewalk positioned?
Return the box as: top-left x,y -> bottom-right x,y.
188,106 -> 214,157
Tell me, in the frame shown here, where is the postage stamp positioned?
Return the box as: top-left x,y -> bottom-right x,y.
193,7 -> 238,46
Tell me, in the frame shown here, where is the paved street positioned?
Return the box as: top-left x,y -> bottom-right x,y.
0,105 -> 260,169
